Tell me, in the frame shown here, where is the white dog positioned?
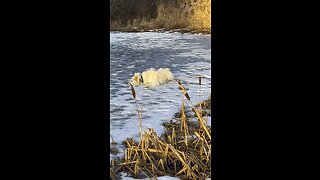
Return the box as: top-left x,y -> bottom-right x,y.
130,68 -> 174,88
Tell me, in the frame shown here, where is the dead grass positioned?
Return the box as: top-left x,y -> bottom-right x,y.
110,80 -> 211,179
188,0 -> 211,31
110,0 -> 211,33
153,3 -> 189,30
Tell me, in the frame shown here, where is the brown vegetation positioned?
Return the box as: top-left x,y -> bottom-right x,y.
110,81 -> 211,179
110,0 -> 211,33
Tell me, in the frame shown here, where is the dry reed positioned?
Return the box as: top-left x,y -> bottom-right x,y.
110,0 -> 211,33
111,80 -> 211,179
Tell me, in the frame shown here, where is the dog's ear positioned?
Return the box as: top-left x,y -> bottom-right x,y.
133,74 -> 139,82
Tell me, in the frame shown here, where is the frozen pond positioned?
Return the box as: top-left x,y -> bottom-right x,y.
110,32 -> 211,178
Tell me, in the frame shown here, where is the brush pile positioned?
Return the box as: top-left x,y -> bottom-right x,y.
110,81 -> 211,179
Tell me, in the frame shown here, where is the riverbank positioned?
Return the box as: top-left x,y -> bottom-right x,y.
110,28 -> 211,34
110,0 -> 211,34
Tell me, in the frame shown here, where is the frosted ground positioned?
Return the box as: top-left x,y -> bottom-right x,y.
110,32 -> 211,179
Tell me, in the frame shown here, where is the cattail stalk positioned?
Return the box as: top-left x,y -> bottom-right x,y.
129,82 -> 143,143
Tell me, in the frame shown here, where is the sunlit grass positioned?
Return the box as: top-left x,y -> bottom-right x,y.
110,0 -> 211,33
188,0 -> 211,31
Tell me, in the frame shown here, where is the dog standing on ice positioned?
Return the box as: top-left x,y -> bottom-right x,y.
130,68 -> 174,88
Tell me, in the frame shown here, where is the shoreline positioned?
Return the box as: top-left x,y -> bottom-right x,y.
110,28 -> 211,35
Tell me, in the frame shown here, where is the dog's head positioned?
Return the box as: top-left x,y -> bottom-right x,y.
130,73 -> 144,86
